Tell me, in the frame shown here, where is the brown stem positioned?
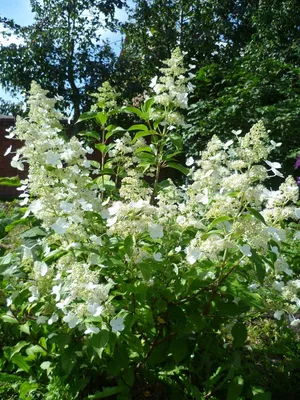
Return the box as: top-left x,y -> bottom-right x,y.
150,161 -> 161,205
202,260 -> 240,316
135,329 -> 177,372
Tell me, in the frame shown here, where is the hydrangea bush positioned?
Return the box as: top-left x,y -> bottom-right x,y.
1,49 -> 300,399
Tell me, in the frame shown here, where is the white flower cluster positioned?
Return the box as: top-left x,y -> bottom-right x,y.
149,47 -> 194,126
6,55 -> 300,335
10,82 -> 101,241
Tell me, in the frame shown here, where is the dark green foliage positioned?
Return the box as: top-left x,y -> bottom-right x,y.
186,0 -> 300,169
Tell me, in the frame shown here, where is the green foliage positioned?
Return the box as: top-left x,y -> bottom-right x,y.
186,0 -> 300,169
115,0 -> 258,99
0,50 -> 300,400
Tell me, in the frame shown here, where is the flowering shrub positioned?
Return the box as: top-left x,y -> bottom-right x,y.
0,49 -> 300,399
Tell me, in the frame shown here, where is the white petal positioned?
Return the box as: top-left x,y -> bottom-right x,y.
4,145 -> 12,156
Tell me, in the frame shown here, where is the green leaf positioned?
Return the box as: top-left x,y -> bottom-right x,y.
1,314 -> 19,324
95,143 -> 107,153
40,361 -> 51,370
134,146 -> 153,154
90,160 -> 101,168
167,162 -> 189,175
78,130 -> 101,140
170,338 -> 186,364
138,262 -> 153,281
105,125 -> 117,140
61,346 -> 77,375
89,330 -> 109,359
231,322 -> 247,348
165,150 -> 183,161
5,218 -> 30,233
19,322 -> 31,335
0,176 -> 21,187
77,111 -> 98,122
128,124 -> 149,131
169,133 -> 183,150
26,344 -> 47,357
246,207 -> 267,226
0,372 -> 24,382
124,235 -> 134,257
10,341 -> 29,358
227,282 -> 264,310
112,126 -> 127,133
11,354 -> 31,372
142,97 -> 154,113
96,112 -> 108,126
96,169 -> 115,176
20,227 -> 47,238
207,216 -> 232,231
121,106 -> 144,119
0,253 -> 12,266
19,382 -> 39,399
251,250 -> 266,284
227,376 -> 244,400
132,131 -> 153,143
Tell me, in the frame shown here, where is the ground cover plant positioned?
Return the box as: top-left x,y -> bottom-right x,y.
0,49 -> 300,399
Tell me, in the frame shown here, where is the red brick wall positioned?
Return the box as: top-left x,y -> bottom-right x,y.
0,116 -> 26,199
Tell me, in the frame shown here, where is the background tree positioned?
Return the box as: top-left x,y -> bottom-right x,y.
0,98 -> 23,116
186,0 -> 300,170
0,0 -> 125,121
114,0 -> 259,99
